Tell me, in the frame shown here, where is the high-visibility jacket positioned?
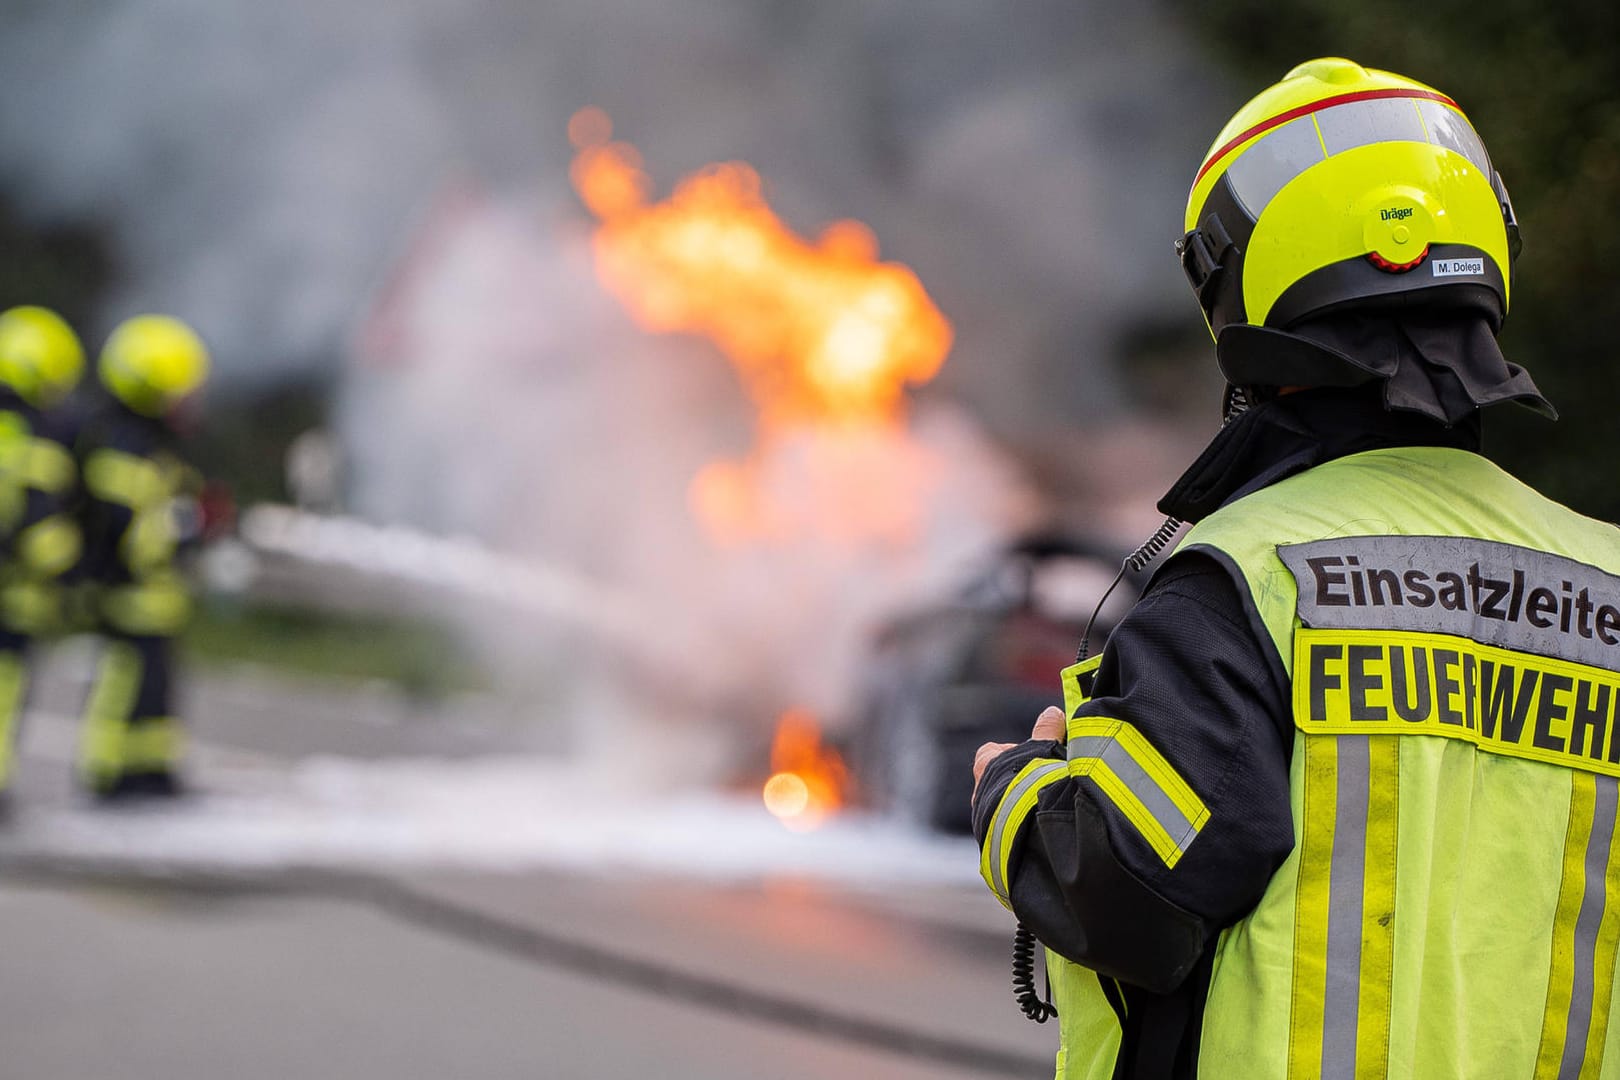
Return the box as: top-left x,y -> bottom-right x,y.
75,394 -> 197,637
0,389 -> 81,789
1032,445 -> 1620,1077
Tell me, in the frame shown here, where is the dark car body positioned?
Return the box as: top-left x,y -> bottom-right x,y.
848,532 -> 1142,833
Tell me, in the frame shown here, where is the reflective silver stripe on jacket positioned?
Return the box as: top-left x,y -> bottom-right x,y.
985,759 -> 1068,904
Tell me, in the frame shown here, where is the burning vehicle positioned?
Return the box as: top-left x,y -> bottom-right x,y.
846,531 -> 1138,834
348,109 -> 1103,834
567,112 -> 1138,834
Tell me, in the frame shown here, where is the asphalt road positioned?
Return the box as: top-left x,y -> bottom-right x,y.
0,661 -> 1057,1080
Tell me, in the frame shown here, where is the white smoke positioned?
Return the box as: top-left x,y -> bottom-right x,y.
0,1 -> 1232,778
0,0 -> 1228,417
339,188 -> 1040,774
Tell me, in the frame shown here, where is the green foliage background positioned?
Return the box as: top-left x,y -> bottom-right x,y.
1186,3 -> 1620,520
187,599 -> 488,699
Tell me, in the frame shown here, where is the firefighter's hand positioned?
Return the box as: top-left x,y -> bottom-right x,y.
972,707 -> 1067,801
1030,705 -> 1066,742
972,742 -> 1018,802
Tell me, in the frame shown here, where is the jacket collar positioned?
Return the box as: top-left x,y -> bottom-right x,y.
1157,386 -> 1482,524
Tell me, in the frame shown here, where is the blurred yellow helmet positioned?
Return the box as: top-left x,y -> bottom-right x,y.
1178,58 -> 1519,347
0,305 -> 85,407
99,315 -> 210,417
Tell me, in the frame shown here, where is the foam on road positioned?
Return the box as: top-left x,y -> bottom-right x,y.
4,715 -> 980,888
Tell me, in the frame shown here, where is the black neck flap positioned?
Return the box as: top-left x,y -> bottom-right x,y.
1214,311 -> 1556,426
1158,385 -> 1483,524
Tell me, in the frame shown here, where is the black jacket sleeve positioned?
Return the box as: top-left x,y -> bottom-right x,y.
75,405 -> 172,586
971,551 -> 1295,992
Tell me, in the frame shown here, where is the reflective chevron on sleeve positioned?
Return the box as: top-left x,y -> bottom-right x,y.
1066,716 -> 1210,868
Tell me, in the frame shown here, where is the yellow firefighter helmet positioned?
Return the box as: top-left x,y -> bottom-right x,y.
0,306 -> 86,407
1178,58 -> 1519,354
99,315 -> 211,417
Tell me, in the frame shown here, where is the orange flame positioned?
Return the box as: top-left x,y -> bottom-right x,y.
568,107 -> 952,432
761,707 -> 850,831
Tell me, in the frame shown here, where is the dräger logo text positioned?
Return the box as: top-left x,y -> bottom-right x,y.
1379,207 -> 1414,221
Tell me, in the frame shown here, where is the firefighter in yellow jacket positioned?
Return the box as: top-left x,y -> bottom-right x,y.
971,59 -> 1620,1077
0,306 -> 85,810
75,315 -> 208,800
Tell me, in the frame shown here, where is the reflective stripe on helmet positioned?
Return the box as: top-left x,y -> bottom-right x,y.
1194,87 -> 1455,189
1415,98 -> 1491,173
1224,114 -> 1327,221
1222,93 -> 1491,221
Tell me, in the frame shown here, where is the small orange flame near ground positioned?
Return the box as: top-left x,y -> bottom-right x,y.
568,106 -> 954,547
760,707 -> 851,831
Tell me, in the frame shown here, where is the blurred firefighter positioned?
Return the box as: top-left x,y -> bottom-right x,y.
0,306 -> 86,810
971,58 -> 1620,1078
74,315 -> 209,800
